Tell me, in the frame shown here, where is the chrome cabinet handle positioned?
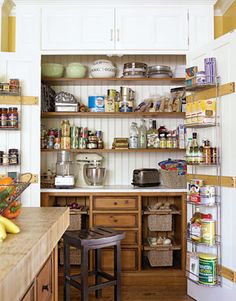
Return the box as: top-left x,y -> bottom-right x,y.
117,29 -> 120,42
110,29 -> 113,41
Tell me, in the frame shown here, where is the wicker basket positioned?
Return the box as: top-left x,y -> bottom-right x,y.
59,245 -> 81,266
148,214 -> 172,231
67,209 -> 82,231
160,169 -> 186,189
147,250 -> 173,267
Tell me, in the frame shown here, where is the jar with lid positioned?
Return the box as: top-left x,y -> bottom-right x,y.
0,108 -> 8,127
159,133 -> 167,148
0,151 -> 3,165
158,125 -> 168,138
203,140 -> 211,164
172,134 -> 178,148
8,149 -> 19,165
61,120 -> 70,137
166,133 -> 173,148
8,107 -> 18,128
2,153 -> 9,165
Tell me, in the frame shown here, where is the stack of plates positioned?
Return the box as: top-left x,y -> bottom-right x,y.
147,65 -> 173,78
122,62 -> 147,78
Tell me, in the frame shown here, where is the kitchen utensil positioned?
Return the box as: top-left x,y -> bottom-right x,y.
84,165 -> 106,186
41,63 -> 64,78
132,168 -> 160,187
55,151 -> 75,189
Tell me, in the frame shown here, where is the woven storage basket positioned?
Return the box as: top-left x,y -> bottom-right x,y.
59,245 -> 81,266
148,214 -> 172,231
160,169 -> 186,189
147,250 -> 173,267
67,209 -> 82,231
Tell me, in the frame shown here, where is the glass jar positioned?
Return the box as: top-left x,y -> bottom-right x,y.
8,107 -> 18,128
159,134 -> 167,148
172,135 -> 178,148
166,134 -> 173,148
8,149 -> 19,165
0,151 -> 3,165
0,108 -> 8,127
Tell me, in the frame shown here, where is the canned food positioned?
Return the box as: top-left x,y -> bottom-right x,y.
61,137 -> 71,149
71,137 -> 79,149
201,219 -> 215,245
70,126 -> 79,137
199,253 -> 217,285
47,136 -> 55,149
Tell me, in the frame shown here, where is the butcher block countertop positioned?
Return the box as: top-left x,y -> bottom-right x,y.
0,207 -> 69,301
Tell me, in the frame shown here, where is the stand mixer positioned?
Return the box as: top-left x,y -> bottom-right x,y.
75,153 -> 106,187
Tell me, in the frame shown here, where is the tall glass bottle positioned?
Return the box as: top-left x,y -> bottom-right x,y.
191,132 -> 199,164
129,122 -> 138,149
147,120 -> 159,148
138,119 -> 147,148
186,137 -> 193,164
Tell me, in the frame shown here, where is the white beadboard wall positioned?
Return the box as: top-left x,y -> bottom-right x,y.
41,55 -> 186,185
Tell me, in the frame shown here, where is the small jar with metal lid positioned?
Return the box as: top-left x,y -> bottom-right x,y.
0,151 -> 3,165
0,108 -> 8,127
8,148 -> 19,165
8,107 -> 19,128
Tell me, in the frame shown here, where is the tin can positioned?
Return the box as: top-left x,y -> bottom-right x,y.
200,186 -> 215,205
54,138 -> 61,150
9,79 -> 20,93
61,137 -> 71,149
201,219 -> 215,245
88,96 -> 105,112
71,137 -> 79,149
70,126 -> 79,137
199,253 -> 217,285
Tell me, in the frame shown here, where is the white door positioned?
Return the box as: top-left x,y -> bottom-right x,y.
41,7 -> 115,51
187,31 -> 236,301
0,52 -> 41,207
188,6 -> 214,51
115,7 -> 188,51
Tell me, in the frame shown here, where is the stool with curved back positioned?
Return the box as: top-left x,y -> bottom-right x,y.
63,227 -> 125,301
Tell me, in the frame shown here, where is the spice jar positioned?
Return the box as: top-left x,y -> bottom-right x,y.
61,120 -> 70,137
211,147 -> 218,164
8,107 -> 18,128
159,133 -> 167,148
8,149 -> 19,165
203,140 -> 211,164
0,108 -> 8,127
166,133 -> 173,148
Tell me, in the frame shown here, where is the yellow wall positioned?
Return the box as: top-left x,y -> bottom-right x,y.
223,0 -> 236,34
215,0 -> 236,38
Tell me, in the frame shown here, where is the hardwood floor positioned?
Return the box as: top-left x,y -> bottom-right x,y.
58,269 -> 195,301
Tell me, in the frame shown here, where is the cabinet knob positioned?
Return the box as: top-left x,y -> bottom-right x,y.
42,284 -> 49,292
114,202 -> 117,205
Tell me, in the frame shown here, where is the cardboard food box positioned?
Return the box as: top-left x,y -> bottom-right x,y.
197,99 -> 216,124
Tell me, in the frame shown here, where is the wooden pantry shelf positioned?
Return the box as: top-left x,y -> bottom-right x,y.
41,148 -> 186,153
41,77 -> 185,86
41,112 -> 185,119
143,243 -> 181,251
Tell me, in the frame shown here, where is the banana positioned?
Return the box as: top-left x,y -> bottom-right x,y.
0,221 -> 7,241
0,216 -> 20,234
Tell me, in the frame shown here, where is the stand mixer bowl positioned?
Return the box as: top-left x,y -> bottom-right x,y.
84,165 -> 106,186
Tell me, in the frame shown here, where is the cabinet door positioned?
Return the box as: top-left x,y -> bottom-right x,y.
36,256 -> 52,301
116,7 -> 188,51
42,7 -> 114,50
188,6 -> 214,51
21,284 -> 35,301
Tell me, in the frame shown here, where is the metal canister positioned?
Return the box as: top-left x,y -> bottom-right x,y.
199,253 -> 217,285
70,126 -> 79,137
71,136 -> 79,149
61,137 -> 71,149
201,219 -> 215,245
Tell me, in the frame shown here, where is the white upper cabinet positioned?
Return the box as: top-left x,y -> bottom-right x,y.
41,7 -> 115,50
115,7 -> 188,51
188,6 -> 214,51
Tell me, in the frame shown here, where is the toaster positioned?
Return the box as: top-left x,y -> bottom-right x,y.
132,169 -> 160,187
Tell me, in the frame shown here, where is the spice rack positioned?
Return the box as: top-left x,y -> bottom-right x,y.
185,77 -> 222,287
0,82 -> 21,175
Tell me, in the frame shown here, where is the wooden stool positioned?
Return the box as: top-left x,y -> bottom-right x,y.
63,227 -> 125,301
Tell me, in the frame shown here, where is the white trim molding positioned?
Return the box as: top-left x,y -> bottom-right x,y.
13,0 -> 217,6
215,0 -> 234,15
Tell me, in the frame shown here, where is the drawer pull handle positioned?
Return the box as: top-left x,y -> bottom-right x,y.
114,219 -> 118,223
114,202 -> 118,205
42,284 -> 49,292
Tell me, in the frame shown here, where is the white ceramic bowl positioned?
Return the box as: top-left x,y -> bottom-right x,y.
93,59 -> 114,66
90,66 -> 116,78
65,63 -> 87,78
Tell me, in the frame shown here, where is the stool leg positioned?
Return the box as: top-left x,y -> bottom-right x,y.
95,248 -> 102,298
63,242 -> 70,301
81,246 -> 89,301
114,241 -> 121,301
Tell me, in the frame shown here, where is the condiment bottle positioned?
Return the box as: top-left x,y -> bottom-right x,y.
147,120 -> 159,148
203,140 -> 211,165
129,122 -> 139,149
166,133 -> 173,148
138,119 -> 147,148
191,132 -> 199,164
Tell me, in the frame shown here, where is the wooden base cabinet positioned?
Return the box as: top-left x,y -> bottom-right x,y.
21,284 -> 35,301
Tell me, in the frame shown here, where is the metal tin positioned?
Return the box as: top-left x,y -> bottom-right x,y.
199,253 -> 217,285
70,126 -> 79,137
8,148 -> 19,165
201,219 -> 215,245
61,137 -> 71,149
71,136 -> 79,149
88,96 -> 105,112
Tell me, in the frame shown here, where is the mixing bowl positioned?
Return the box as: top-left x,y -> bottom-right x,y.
84,166 -> 106,186
65,63 -> 87,78
41,63 -> 64,78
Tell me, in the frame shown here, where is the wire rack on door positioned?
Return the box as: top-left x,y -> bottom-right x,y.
185,76 -> 222,287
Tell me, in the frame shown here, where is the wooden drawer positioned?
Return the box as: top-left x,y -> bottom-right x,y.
93,196 -> 138,210
101,248 -> 138,271
21,283 -> 34,301
120,230 -> 139,245
36,256 -> 52,301
93,213 -> 138,228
